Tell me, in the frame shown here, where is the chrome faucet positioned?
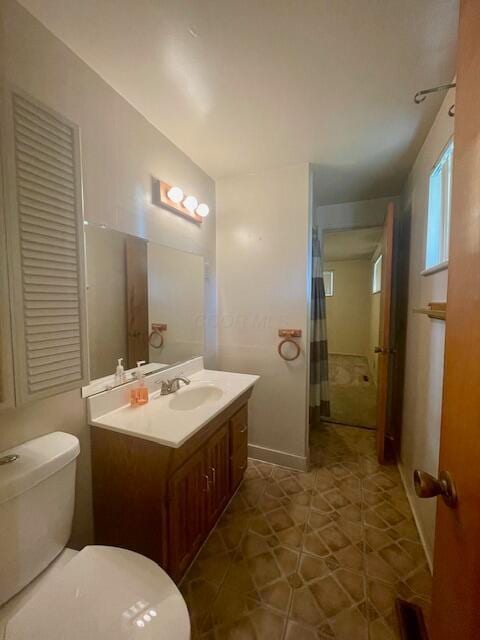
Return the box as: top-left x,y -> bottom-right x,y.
156,376 -> 191,395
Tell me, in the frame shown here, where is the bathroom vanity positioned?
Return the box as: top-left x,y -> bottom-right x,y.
88,362 -> 258,582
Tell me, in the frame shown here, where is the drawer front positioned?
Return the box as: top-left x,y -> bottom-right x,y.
230,440 -> 248,491
230,404 -> 248,451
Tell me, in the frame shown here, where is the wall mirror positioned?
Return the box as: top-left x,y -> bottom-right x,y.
84,224 -> 204,393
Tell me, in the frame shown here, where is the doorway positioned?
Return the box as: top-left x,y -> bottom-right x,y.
322,226 -> 383,430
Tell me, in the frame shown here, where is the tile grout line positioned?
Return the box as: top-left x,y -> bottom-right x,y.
198,461 -> 276,638
359,450 -> 372,640
281,462 -> 320,639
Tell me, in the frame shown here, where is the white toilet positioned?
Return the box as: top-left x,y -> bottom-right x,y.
0,431 -> 190,639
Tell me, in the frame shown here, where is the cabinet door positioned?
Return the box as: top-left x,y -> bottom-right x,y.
230,404 -> 248,452
167,447 -> 207,581
205,423 -> 230,528
231,440 -> 248,492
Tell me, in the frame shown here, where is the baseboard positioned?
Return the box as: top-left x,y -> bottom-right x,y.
248,444 -> 308,471
397,461 -> 434,572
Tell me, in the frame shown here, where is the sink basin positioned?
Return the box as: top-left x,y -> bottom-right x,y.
168,383 -> 224,411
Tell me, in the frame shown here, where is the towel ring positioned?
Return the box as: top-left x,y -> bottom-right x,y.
149,323 -> 167,349
149,330 -> 164,349
278,338 -> 301,361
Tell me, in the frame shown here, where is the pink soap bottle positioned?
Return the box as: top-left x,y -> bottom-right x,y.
130,360 -> 149,406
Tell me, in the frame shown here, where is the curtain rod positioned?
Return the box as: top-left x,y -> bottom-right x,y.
414,82 -> 456,104
414,82 -> 456,118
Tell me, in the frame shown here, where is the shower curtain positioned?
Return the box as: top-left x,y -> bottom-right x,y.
310,227 -> 330,421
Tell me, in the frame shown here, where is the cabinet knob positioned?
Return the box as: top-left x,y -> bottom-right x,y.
210,466 -> 216,485
203,474 -> 211,492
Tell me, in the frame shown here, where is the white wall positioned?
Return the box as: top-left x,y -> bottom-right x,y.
399,87 -> 455,567
148,243 -> 204,364
324,259 -> 371,356
314,196 -> 392,233
216,164 -> 312,469
0,0 -> 216,547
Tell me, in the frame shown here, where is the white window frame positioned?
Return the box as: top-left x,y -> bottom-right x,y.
372,255 -> 382,294
323,270 -> 334,297
424,138 -> 454,274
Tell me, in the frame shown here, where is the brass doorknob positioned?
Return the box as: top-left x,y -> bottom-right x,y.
413,469 -> 457,507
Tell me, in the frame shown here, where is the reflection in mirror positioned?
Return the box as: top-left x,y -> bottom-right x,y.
84,224 -> 204,387
86,225 -> 128,379
148,243 -> 204,365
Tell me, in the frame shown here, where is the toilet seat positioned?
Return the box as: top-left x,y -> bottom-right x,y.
5,545 -> 190,640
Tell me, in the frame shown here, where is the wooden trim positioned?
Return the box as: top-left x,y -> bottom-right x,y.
376,202 -> 395,463
390,205 -> 411,457
395,599 -> 429,640
126,235 -> 149,368
413,301 -> 446,321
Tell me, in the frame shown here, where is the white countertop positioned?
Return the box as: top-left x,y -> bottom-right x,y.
88,368 -> 259,448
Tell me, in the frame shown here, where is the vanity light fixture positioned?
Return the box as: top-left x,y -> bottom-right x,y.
151,177 -> 207,224
183,195 -> 198,213
167,186 -> 184,203
196,203 -> 209,218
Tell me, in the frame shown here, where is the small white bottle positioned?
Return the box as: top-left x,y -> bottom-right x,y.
114,357 -> 125,384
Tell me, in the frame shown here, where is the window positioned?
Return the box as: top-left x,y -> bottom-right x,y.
323,270 -> 334,297
372,255 -> 382,294
425,139 -> 454,271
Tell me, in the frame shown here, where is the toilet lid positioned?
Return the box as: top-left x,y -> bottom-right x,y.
5,546 -> 190,640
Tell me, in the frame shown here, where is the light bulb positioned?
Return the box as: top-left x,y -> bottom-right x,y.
167,186 -> 184,203
183,195 -> 198,212
196,203 -> 210,218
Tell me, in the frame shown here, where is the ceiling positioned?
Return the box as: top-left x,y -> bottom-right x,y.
324,227 -> 383,262
18,0 -> 458,205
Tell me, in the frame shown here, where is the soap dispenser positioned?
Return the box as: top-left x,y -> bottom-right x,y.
115,358 -> 125,384
130,360 -> 149,406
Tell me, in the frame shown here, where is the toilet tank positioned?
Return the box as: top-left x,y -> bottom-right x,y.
0,432 -> 80,606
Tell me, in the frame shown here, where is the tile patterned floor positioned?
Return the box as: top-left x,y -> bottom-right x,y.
181,424 -> 432,639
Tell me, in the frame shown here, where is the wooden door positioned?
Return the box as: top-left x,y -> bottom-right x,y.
125,235 -> 149,368
429,2 -> 480,637
376,202 -> 395,463
167,447 -> 207,581
205,423 -> 230,528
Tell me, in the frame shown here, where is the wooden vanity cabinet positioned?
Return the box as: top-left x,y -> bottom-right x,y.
167,422 -> 230,579
91,390 -> 251,583
204,423 -> 231,527
230,404 -> 249,491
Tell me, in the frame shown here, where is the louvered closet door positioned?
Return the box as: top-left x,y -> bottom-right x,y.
4,90 -> 88,404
